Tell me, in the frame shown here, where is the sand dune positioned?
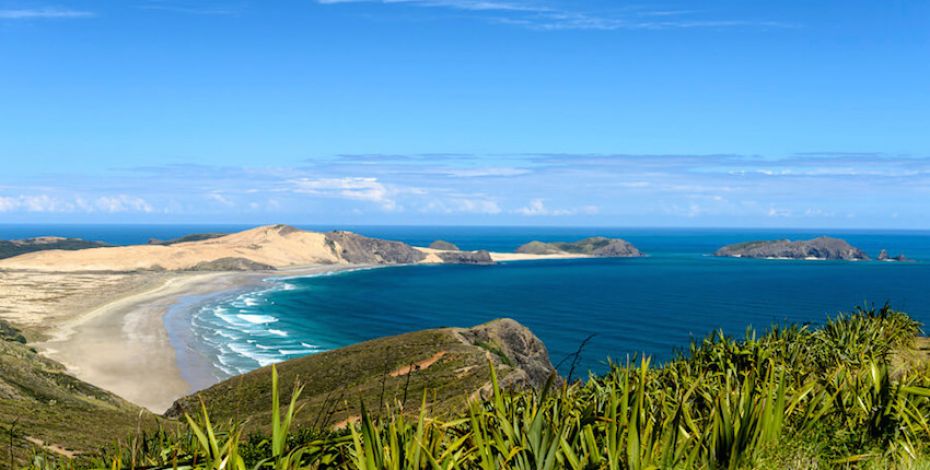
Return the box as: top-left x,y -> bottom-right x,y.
0,225 -> 343,272
0,224 -> 583,273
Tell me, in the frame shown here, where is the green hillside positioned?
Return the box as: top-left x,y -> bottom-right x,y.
6,306 -> 930,469
0,238 -> 111,260
166,319 -> 556,431
0,320 -> 158,466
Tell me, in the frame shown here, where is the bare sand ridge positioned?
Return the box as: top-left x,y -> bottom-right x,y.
0,225 -> 343,272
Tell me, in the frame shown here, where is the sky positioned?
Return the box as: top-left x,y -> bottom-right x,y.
1,0 -> 928,227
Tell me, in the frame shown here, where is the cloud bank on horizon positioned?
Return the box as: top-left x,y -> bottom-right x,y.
1,153 -> 928,227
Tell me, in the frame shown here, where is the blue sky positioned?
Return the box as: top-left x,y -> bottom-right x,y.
1,0 -> 928,227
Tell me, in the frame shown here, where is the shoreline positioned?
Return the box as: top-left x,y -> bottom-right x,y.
33,264 -> 364,413
19,255 -> 588,414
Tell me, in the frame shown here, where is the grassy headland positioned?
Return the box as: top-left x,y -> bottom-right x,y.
8,304 -> 930,469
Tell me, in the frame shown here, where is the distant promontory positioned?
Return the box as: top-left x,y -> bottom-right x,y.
0,236 -> 111,260
516,237 -> 643,258
714,237 -> 869,261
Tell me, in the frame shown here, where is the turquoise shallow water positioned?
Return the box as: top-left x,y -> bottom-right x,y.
174,227 -> 930,378
2,225 -> 927,377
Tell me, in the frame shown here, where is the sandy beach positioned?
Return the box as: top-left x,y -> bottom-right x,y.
0,265 -> 359,413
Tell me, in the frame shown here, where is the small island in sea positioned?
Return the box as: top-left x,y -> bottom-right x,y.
515,237 -> 644,257
879,249 -> 913,262
714,236 -> 870,260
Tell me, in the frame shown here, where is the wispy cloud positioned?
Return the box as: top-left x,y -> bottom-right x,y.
3,152 -> 928,226
315,0 -> 796,31
136,0 -> 244,16
292,177 -> 400,210
515,198 -> 598,216
0,194 -> 152,213
0,8 -> 94,19
317,0 -> 542,12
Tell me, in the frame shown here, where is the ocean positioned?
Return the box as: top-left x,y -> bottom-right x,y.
3,224 -> 929,379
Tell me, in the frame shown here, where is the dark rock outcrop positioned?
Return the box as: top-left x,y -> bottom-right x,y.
516,237 -> 643,258
189,257 -> 276,271
456,319 -> 559,391
878,249 -> 911,262
0,319 -> 27,344
429,240 -> 460,251
0,237 -> 111,260
715,237 -> 869,261
325,231 -> 428,264
436,250 -> 494,265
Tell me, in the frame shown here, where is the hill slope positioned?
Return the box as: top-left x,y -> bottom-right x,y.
166,319 -> 557,431
0,320 -> 151,464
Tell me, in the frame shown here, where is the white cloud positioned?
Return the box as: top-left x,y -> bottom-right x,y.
21,195 -> 63,212
206,192 -> 235,207
0,8 -> 94,19
422,197 -> 502,214
0,194 -> 153,213
515,198 -> 598,216
766,207 -> 792,218
95,195 -> 154,213
292,177 -> 397,210
0,196 -> 17,212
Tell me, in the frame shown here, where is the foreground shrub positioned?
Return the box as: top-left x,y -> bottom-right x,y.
22,305 -> 930,469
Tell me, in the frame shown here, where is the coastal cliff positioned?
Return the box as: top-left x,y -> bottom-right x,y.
516,237 -> 644,257
715,236 -> 870,260
324,230 -> 428,264
166,319 -> 557,429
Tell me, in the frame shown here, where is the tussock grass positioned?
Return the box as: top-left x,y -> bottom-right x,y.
19,305 -> 930,469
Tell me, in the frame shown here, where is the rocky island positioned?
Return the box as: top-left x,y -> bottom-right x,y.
715,236 -> 870,260
516,237 -> 644,258
878,249 -> 912,262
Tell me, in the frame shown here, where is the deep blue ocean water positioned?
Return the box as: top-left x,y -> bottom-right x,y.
3,225 -> 929,378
